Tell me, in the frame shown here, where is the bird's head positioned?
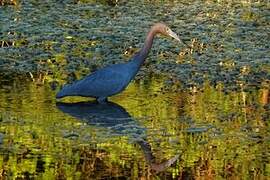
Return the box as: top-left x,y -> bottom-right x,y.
152,23 -> 181,42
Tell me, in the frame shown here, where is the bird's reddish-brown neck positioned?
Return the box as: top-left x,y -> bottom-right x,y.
136,26 -> 159,65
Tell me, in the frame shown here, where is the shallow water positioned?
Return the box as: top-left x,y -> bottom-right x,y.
0,78 -> 269,179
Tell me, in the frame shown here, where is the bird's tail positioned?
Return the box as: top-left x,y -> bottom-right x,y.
56,84 -> 77,99
56,91 -> 65,99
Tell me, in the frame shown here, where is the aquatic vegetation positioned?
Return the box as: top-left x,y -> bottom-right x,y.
0,0 -> 17,6
0,0 -> 268,90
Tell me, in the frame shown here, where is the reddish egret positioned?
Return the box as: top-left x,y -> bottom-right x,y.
56,23 -> 181,102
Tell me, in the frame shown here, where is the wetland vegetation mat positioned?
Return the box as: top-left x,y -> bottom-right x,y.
0,0 -> 269,89
0,0 -> 269,179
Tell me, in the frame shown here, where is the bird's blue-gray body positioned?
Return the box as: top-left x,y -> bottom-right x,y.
56,57 -> 140,102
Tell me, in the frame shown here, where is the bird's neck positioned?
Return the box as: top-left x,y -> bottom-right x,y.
139,30 -> 155,61
131,29 -> 156,67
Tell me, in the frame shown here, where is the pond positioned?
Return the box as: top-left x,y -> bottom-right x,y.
0,0 -> 269,179
0,77 -> 269,179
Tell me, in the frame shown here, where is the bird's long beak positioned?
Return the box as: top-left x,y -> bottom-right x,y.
168,29 -> 191,48
167,29 -> 181,42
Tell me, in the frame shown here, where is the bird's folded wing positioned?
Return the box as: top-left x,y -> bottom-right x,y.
64,66 -> 127,97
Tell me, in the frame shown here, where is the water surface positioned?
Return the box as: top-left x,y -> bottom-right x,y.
0,78 -> 269,179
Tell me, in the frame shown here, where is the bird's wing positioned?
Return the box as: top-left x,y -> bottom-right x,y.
59,64 -> 129,98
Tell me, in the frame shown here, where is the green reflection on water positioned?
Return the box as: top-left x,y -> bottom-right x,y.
0,77 -> 269,179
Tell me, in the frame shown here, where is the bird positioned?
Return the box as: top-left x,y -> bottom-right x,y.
56,23 -> 181,103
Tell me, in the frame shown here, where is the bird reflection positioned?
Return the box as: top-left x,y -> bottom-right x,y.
56,101 -> 179,173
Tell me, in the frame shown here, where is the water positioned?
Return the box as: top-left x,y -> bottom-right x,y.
0,77 -> 269,179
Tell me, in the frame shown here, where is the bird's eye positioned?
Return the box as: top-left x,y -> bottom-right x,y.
166,27 -> 169,32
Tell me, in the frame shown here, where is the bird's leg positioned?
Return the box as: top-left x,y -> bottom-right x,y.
97,97 -> 108,103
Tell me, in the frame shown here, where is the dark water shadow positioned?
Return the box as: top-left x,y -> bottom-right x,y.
56,101 -> 179,173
